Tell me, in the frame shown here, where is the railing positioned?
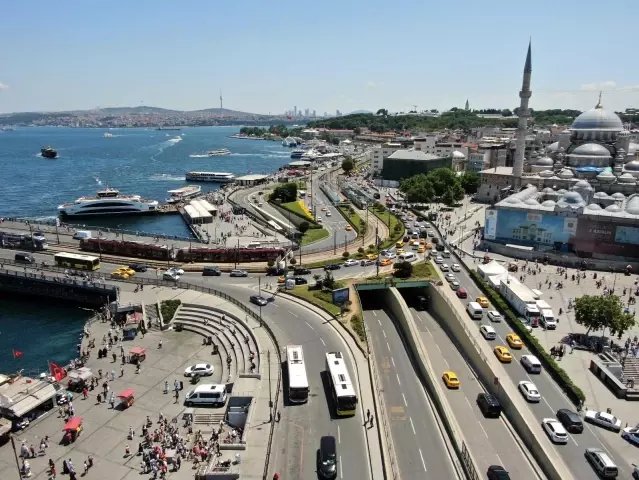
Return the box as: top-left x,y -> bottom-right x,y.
0,267 -> 118,293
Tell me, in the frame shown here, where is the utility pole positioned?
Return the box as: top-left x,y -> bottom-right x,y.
334,231 -> 337,255
267,350 -> 273,422
9,434 -> 22,480
235,238 -> 240,269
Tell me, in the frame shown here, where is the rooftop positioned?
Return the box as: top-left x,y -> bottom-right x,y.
235,174 -> 269,181
387,149 -> 443,161
479,166 -> 514,176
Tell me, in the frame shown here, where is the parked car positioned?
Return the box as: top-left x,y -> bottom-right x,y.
584,410 -> 622,432
621,427 -> 639,446
230,269 -> 248,277
163,272 -> 180,281
250,295 -> 268,306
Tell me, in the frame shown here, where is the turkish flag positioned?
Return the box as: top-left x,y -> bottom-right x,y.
49,362 -> 67,382
12,350 -> 23,358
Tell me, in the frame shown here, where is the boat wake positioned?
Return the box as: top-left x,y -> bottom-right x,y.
189,154 -> 209,158
167,137 -> 182,144
93,176 -> 103,186
149,173 -> 184,182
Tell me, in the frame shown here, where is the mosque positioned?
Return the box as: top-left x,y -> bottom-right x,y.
482,43 -> 639,259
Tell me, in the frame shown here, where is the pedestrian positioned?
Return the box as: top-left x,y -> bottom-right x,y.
174,390 -> 179,404
110,392 -> 115,409
112,352 -> 117,363
163,381 -> 169,394
83,460 -> 89,475
96,393 -> 102,404
369,414 -> 374,428
82,387 -> 88,400
120,366 -> 124,377
30,444 -> 36,458
125,444 -> 130,457
39,439 -> 46,455
366,409 -> 371,421
111,370 -> 116,381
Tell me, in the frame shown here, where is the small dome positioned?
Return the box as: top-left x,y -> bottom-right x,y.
618,173 -> 636,184
539,170 -> 554,178
505,196 -> 522,204
541,200 -> 556,207
593,191 -> 609,198
626,197 -> 639,215
524,198 -> 540,205
605,204 -> 622,212
547,142 -> 560,153
535,156 -> 554,166
611,192 -> 626,199
451,150 -> 466,159
586,204 -> 602,210
624,160 -> 639,172
542,187 -> 554,193
560,191 -> 584,204
574,179 -> 593,188
597,170 -> 616,182
558,168 -> 574,179
570,143 -> 611,157
629,142 -> 638,154
571,106 -> 624,131
557,189 -> 568,194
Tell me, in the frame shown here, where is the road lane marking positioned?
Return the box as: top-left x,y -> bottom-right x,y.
320,338 -> 326,346
478,421 -> 489,439
386,342 -> 390,351
496,454 -> 504,466
340,456 -> 343,478
542,397 -> 553,411
435,344 -> 442,353
304,321 -> 315,331
402,392 -> 408,407
382,330 -> 387,338
396,374 -> 401,386
337,425 -> 341,443
372,311 -> 377,317
569,433 -> 578,446
289,311 -> 298,318
391,357 -> 395,367
465,396 -> 473,409
410,417 -> 416,434
377,318 -> 381,326
418,449 -> 427,471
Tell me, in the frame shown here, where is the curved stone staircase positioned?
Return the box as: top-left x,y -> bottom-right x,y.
172,303 -> 261,383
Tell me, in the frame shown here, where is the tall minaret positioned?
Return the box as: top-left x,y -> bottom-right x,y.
220,89 -> 223,110
512,40 -> 532,191
465,99 -> 470,111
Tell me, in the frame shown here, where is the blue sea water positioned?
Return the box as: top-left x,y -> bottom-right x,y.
0,126 -> 293,374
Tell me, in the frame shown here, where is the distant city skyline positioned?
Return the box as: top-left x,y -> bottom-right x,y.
1,1 -> 638,115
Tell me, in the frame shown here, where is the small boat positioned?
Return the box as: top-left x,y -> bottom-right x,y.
157,127 -> 181,131
207,148 -> 231,156
166,185 -> 202,204
104,132 -> 114,137
290,149 -> 306,159
41,146 -> 58,159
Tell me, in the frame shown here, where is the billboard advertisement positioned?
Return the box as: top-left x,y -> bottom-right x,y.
332,287 -> 350,305
574,219 -> 639,258
615,226 -> 639,246
492,210 -> 578,247
484,209 -> 498,240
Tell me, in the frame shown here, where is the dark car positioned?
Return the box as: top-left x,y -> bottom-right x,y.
202,266 -> 221,276
318,436 -> 337,479
324,264 -> 341,271
477,393 -> 501,418
128,263 -> 148,273
294,277 -> 308,285
456,288 -> 468,299
487,465 -> 510,480
14,252 -> 35,264
293,267 -> 311,275
266,266 -> 286,276
431,237 -> 440,244
556,408 -> 584,433
416,296 -> 428,311
249,295 -> 268,307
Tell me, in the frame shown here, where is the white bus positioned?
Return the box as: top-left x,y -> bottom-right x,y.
325,352 -> 358,416
286,345 -> 309,403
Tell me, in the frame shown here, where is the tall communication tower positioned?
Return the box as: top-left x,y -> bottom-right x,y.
220,89 -> 223,110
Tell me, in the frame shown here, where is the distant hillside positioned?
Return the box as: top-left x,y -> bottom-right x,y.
92,106 -> 182,115
189,107 -> 261,116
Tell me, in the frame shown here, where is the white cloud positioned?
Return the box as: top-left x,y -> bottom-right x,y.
0,82 -> 8,90
365,81 -> 377,89
581,80 -> 617,92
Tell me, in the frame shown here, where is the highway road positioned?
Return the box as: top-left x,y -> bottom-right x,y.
361,295 -> 459,479
407,304 -> 543,478
424,219 -> 636,479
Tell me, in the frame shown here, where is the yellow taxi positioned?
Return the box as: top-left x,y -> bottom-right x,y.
476,296 -> 489,308
345,225 -> 352,231
417,246 -> 426,253
506,333 -> 523,349
395,241 -> 404,249
419,238 -> 426,245
366,253 -> 378,260
111,270 -> 130,280
442,371 -> 460,389
116,267 -> 136,277
380,258 -> 393,266
278,276 -> 286,283
408,239 -> 416,246
396,248 -> 405,254
425,243 -> 433,249
494,346 -> 513,363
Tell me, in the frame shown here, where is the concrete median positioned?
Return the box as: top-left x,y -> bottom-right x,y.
429,284 -> 575,480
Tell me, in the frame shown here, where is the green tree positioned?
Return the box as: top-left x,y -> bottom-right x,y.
393,261 -> 413,278
271,183 -> 298,202
399,174 -> 435,203
353,127 -> 362,135
376,108 -> 388,116
342,156 -> 355,174
427,168 -> 459,197
442,188 -> 456,206
331,137 -> 340,146
501,108 -> 513,117
460,171 -> 481,194
573,295 -> 634,337
299,221 -> 310,236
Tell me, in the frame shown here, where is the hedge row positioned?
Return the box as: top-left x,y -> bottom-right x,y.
160,299 -> 182,324
470,271 -> 586,405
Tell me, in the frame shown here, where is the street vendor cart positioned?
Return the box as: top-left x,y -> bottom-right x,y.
67,367 -> 93,393
123,312 -> 143,340
117,389 -> 135,409
129,347 -> 147,365
62,417 -> 83,445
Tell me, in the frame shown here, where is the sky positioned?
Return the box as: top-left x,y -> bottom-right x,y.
1,0 -> 638,115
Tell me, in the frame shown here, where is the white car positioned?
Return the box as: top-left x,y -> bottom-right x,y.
440,264 -> 450,272
487,311 -> 502,322
542,418 -> 569,444
434,256 -> 444,264
518,381 -> 541,402
451,263 -> 461,272
184,363 -> 214,377
450,280 -> 460,290
326,211 -> 332,217
384,252 -> 397,259
163,272 -> 180,281
168,267 -> 185,276
584,410 -> 622,432
344,259 -> 359,267
480,324 -> 496,340
445,273 -> 456,283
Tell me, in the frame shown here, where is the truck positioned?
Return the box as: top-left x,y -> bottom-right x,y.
535,300 -> 556,329
499,280 -> 541,326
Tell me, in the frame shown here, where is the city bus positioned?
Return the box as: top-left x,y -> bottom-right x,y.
54,252 -> 101,270
286,345 -> 309,403
325,352 -> 358,416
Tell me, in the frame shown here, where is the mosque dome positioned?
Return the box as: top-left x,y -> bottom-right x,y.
535,156 -> 554,167
605,204 -> 622,212
618,173 -> 636,184
624,160 -> 639,172
626,197 -> 639,215
629,142 -> 638,155
570,143 -> 611,157
547,142 -> 560,153
542,187 -> 555,194
505,196 -> 522,204
611,192 -> 626,200
586,204 -> 602,210
452,151 -> 466,159
597,170 -> 616,182
524,198 -> 540,205
539,170 -> 554,178
558,168 -> 574,179
570,106 -> 624,131
593,191 -> 609,199
574,179 -> 592,188
560,191 -> 584,204
541,200 -> 556,207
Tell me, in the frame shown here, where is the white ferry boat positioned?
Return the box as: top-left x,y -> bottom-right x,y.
185,171 -> 235,183
290,149 -> 306,158
166,185 -> 201,204
207,148 -> 231,156
57,187 -> 159,217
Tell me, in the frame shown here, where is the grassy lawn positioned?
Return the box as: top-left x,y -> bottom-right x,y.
301,227 -> 329,245
410,260 -> 437,280
281,200 -> 314,220
337,205 -> 366,233
368,206 -> 405,249
292,285 -> 342,316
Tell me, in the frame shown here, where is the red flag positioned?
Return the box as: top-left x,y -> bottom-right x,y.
49,362 -> 67,382
287,116 -> 292,120
12,350 -> 23,358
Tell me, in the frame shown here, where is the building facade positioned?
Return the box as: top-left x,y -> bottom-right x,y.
379,150 -> 451,186
371,142 -> 405,174
468,152 -> 490,173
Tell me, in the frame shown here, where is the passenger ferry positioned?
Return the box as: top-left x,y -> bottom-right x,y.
290,149 -> 306,159
185,171 -> 235,183
57,187 -> 159,217
207,148 -> 231,156
166,185 -> 201,204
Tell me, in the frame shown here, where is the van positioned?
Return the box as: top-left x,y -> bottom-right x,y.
202,266 -> 221,276
72,230 -> 92,240
318,436 -> 337,479
14,252 -> 35,264
398,252 -> 417,263
466,301 -> 484,320
184,384 -> 227,407
477,393 -> 501,418
442,249 -> 451,258
520,355 -> 542,374
247,241 -> 261,249
584,448 -> 618,478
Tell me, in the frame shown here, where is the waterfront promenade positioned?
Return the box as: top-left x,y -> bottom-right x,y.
0,283 -> 279,480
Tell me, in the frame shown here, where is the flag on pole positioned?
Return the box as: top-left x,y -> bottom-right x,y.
12,350 -> 23,358
48,362 -> 67,382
